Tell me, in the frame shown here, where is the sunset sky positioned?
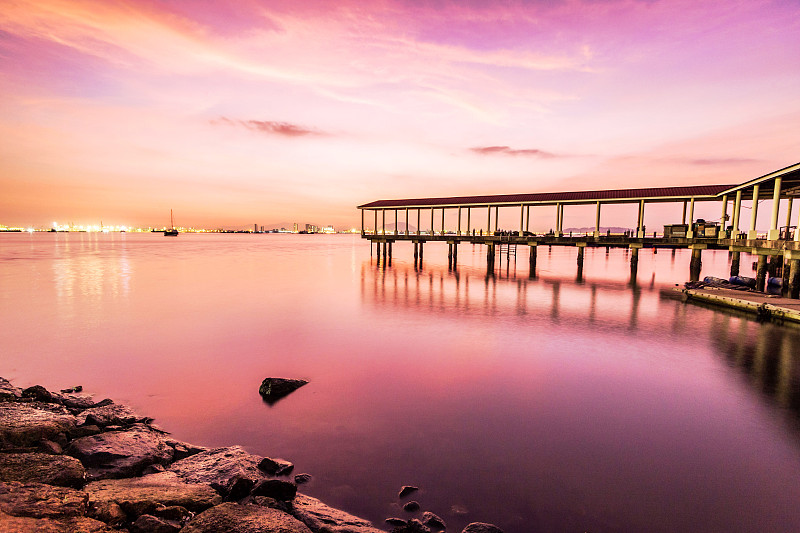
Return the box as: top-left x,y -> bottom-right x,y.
1,0 -> 798,229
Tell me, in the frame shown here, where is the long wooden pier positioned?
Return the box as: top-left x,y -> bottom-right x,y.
357,162 -> 800,297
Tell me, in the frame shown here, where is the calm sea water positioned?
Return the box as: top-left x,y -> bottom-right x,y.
3,232 -> 800,532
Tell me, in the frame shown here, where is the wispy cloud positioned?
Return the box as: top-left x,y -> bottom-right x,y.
470,146 -> 556,158
213,117 -> 325,137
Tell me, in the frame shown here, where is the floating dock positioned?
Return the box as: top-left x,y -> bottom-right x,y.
676,287 -> 800,323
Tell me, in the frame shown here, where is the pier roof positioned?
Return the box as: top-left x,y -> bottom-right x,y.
358,184 -> 735,209
718,162 -> 800,198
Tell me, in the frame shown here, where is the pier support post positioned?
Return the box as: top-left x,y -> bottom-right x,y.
528,243 -> 538,278
388,242 -> 392,265
730,251 -> 740,277
756,254 -> 768,292
576,243 -> 586,283
689,244 -> 705,282
375,241 -> 381,259
787,251 -> 800,299
447,242 -> 453,267
487,243 -> 495,270
453,242 -> 458,266
413,241 -> 418,263
419,241 -> 424,263
748,184 -> 760,240
732,190 -> 742,237
382,241 -> 387,264
768,177 -> 782,241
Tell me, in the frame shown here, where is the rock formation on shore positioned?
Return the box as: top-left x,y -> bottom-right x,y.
0,377 -> 504,533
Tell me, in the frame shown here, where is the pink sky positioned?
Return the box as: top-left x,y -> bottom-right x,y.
1,0 -> 798,229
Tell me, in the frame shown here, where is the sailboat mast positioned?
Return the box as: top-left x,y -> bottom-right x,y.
170,209 -> 174,229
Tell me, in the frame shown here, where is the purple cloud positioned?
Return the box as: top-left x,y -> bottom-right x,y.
470,145 -> 556,157
213,117 -> 324,137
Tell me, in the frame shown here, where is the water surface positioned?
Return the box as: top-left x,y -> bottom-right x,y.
2,232 -> 800,532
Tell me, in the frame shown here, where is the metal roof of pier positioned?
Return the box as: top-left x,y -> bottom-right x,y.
358,184 -> 736,209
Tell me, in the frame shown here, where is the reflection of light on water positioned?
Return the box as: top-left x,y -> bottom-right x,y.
53,234 -> 131,303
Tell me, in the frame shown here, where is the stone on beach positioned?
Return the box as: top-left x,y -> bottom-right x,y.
258,378 -> 308,405
421,511 -> 446,531
0,453 -> 85,488
258,456 -> 294,476
66,423 -> 174,480
403,501 -> 420,512
0,510 -> 114,533
291,494 -> 386,533
181,502 -> 312,533
0,402 -> 76,450
0,481 -> 88,519
168,446 -> 267,498
76,403 -> 149,427
0,378 -> 22,400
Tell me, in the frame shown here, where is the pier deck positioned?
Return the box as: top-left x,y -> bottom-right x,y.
678,287 -> 800,324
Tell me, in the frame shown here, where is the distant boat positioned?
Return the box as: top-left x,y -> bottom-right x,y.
164,210 -> 178,236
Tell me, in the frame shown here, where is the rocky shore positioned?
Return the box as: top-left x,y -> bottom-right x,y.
0,378 -> 503,533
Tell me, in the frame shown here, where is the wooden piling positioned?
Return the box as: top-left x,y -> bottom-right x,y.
756,255 -> 768,292
730,251 -> 740,277
790,259 -> 800,299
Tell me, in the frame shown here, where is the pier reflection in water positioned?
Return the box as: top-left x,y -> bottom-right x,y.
361,242 -> 800,532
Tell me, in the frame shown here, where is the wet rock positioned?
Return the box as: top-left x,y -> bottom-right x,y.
182,502 -> 312,533
294,473 -> 312,485
392,518 -> 431,533
0,378 -> 22,400
403,501 -> 420,512
60,385 -> 83,394
0,453 -> 85,487
38,439 -> 63,455
67,423 -> 174,480
21,385 -> 54,403
84,471 -> 222,519
71,424 -> 103,439
0,510 -> 114,532
151,504 -> 192,522
59,394 -> 98,411
163,438 -> 207,461
89,500 -> 127,526
0,402 -> 77,449
225,475 -> 256,501
258,378 -> 308,405
251,479 -> 296,501
462,523 -> 504,533
130,513 -> 181,533
291,494 -> 385,533
0,481 -> 88,518
386,517 -> 408,526
258,456 -> 294,476
398,486 -> 419,499
422,511 -> 446,531
169,446 -> 266,497
76,403 -> 147,427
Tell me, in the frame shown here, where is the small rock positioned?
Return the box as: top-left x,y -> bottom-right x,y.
22,385 -> 54,403
0,378 -> 22,400
169,446 -> 267,497
393,518 -> 431,533
294,473 -> 312,485
399,486 -> 419,499
225,475 -> 255,501
152,504 -> 192,522
386,517 -> 408,526
88,500 -> 126,526
38,439 -> 63,455
403,501 -> 420,512
71,424 -> 103,439
258,378 -> 308,405
76,403 -> 145,427
251,479 -> 297,501
182,503 -> 312,533
131,513 -> 181,533
422,511 -> 446,531
258,456 -> 294,476
291,494 -> 385,533
462,523 -> 505,533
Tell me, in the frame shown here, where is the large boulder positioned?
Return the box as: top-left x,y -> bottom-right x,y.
0,402 -> 76,449
0,481 -> 88,519
0,510 -> 113,532
84,471 -> 221,521
0,453 -> 85,488
168,446 -> 266,498
291,494 -> 386,533
67,424 -> 174,480
258,378 -> 308,405
182,503 -> 312,533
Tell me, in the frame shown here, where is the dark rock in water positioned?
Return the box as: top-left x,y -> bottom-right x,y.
0,402 -> 77,449
182,503 -> 312,533
60,386 -> 83,394
291,494 -> 386,533
169,446 -> 267,497
163,438 -> 207,461
67,423 -> 174,480
462,523 -> 505,533
0,481 -> 88,518
294,473 -> 312,485
399,485 -> 419,499
0,453 -> 85,488
422,511 -> 446,531
251,479 -> 297,501
258,456 -> 294,476
22,385 -> 54,403
258,378 -> 308,405
225,475 -> 255,501
403,501 -> 420,512
84,471 -> 222,519
130,513 -> 182,533
386,517 -> 408,526
392,518 -> 431,533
